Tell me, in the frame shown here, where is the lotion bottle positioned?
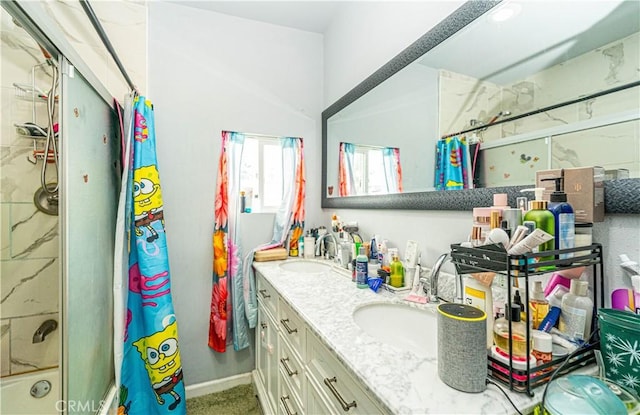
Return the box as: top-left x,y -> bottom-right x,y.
464,276 -> 494,349
559,280 -> 593,341
544,177 -> 575,259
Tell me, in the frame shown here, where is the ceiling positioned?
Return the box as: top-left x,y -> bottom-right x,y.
168,1 -> 344,34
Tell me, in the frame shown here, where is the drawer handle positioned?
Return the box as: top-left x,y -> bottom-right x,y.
259,289 -> 271,299
323,376 -> 357,412
280,395 -> 298,415
280,357 -> 298,377
280,319 -> 298,334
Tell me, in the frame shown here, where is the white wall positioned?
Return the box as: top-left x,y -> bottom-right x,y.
323,1 -> 464,106
148,2 -> 323,385
323,2 -> 639,300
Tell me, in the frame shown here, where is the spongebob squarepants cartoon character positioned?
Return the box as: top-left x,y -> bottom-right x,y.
133,321 -> 183,410
133,165 -> 164,242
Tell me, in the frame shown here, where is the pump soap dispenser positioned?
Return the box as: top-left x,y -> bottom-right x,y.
543,177 -> 575,259
522,187 -> 555,261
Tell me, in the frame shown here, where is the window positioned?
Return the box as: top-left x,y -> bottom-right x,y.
351,146 -> 396,195
239,135 -> 284,213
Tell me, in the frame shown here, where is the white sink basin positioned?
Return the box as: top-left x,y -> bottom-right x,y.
353,303 -> 438,358
278,260 -> 333,274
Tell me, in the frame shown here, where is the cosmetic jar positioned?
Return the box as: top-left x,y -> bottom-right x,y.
574,222 -> 593,256
473,207 -> 491,239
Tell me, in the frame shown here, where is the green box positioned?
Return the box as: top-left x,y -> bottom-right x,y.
598,308 -> 640,396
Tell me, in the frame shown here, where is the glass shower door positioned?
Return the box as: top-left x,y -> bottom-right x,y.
60,56 -> 120,413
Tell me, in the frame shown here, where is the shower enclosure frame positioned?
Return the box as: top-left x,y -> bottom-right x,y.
2,2 -> 122,413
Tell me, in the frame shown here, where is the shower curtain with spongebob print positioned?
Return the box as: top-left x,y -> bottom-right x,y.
434,135 -> 472,190
209,134 -> 305,352
116,96 -> 186,415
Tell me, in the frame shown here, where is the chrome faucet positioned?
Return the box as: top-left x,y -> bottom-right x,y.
33,319 -> 58,344
315,232 -> 338,260
420,253 -> 458,304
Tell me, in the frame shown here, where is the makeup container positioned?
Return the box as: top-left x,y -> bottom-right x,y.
574,223 -> 593,256
473,207 -> 491,240
502,208 -> 523,237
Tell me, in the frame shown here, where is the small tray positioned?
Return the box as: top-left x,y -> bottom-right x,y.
254,247 -> 288,262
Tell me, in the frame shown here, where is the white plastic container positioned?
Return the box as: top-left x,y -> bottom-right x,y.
463,276 -> 494,349
303,236 -> 315,259
559,280 -> 593,341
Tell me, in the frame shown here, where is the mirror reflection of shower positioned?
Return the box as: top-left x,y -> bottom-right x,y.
9,15 -> 60,215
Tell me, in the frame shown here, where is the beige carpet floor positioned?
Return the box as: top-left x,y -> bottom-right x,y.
186,384 -> 261,415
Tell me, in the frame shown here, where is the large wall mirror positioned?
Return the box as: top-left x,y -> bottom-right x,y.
322,0 -> 640,210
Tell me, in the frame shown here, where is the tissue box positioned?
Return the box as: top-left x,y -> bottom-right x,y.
536,166 -> 605,223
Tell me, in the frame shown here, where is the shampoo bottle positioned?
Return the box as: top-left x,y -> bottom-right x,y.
544,177 -> 575,259
559,280 -> 593,341
523,188 -> 555,261
464,277 -> 494,349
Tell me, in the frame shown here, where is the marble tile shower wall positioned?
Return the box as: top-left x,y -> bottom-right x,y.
439,32 -> 639,187
1,32 -> 60,377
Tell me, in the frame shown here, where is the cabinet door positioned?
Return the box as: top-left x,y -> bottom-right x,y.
257,272 -> 277,318
266,312 -> 279,415
256,305 -> 269,388
257,304 -> 278,414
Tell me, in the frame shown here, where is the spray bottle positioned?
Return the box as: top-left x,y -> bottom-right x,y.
620,254 -> 640,276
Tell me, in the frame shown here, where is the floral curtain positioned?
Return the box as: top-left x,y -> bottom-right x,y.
209,134 -> 305,352
209,131 -> 245,352
382,146 -> 403,193
338,142 -> 355,196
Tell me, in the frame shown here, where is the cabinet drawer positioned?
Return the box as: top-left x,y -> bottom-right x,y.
278,333 -> 305,404
278,371 -> 305,415
257,272 -> 277,318
306,332 -> 385,414
278,298 -> 306,361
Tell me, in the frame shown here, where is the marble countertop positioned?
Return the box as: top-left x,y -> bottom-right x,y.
253,258 -> 587,414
